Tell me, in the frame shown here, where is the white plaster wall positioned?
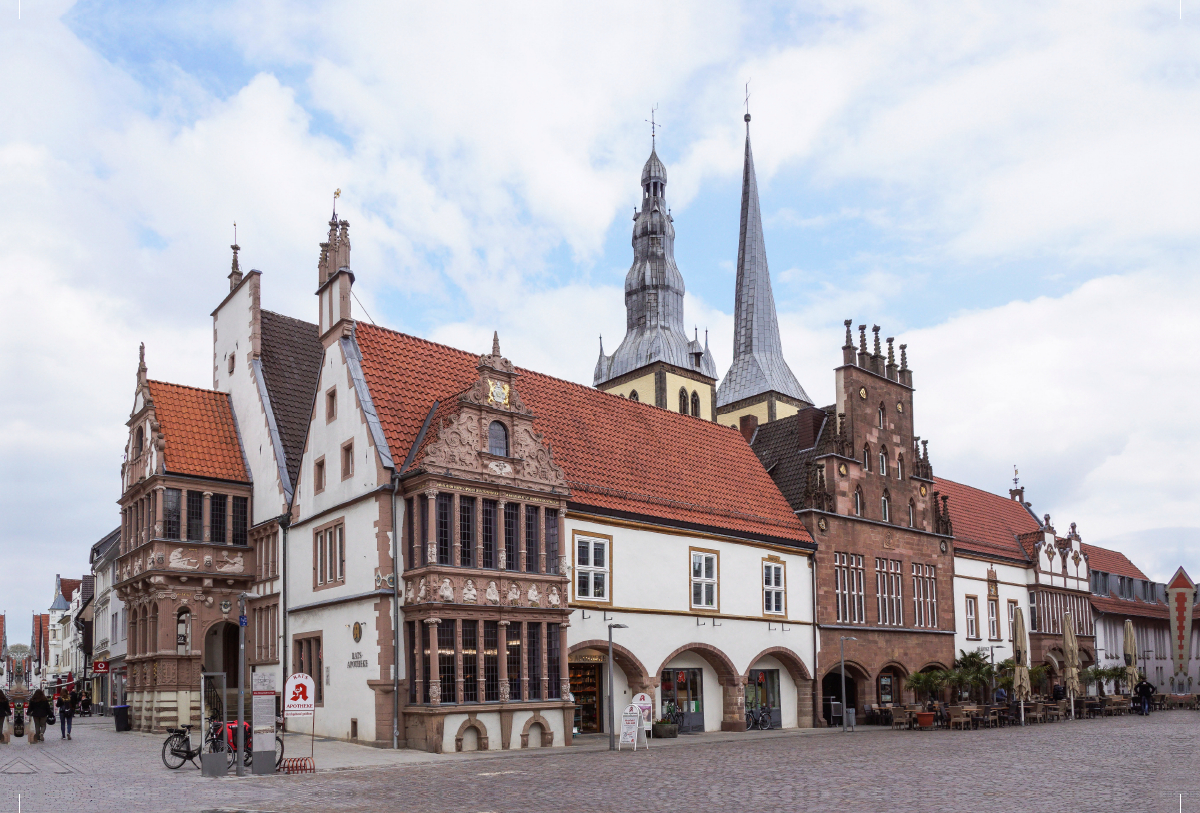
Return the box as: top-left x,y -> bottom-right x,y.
290,602 -> 381,741
566,516 -> 817,715
951,556 -> 1029,663
212,278 -> 290,524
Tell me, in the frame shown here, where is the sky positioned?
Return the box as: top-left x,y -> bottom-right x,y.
2,0 -> 1199,646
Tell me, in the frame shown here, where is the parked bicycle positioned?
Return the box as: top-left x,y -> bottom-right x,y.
745,704 -> 773,730
160,717 -> 227,769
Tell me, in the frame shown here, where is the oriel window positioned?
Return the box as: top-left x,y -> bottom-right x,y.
482,500 -> 497,569
459,497 -> 475,568
524,505 -> 539,573
163,488 -> 181,540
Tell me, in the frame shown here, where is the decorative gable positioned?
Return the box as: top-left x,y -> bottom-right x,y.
422,334 -> 568,493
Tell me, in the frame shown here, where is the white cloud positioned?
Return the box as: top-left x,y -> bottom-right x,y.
4,0 -> 1200,641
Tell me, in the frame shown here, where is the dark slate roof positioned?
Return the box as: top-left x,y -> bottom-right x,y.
750,406 -> 834,507
90,527 -> 121,565
260,310 -> 323,491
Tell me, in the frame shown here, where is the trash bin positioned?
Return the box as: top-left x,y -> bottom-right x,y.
844,708 -> 856,730
113,705 -> 130,732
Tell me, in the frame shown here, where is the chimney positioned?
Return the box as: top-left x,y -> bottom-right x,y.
739,414 -> 759,443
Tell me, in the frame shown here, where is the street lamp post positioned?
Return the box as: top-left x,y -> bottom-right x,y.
983,644 -> 1006,700
840,637 -> 857,733
607,623 -> 628,751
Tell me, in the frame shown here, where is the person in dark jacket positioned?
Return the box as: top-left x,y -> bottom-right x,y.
28,690 -> 51,742
1134,678 -> 1156,715
0,690 -> 10,743
57,690 -> 77,740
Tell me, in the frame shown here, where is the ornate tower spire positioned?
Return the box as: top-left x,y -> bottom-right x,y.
716,113 -> 810,410
594,130 -> 717,391
228,222 -> 243,291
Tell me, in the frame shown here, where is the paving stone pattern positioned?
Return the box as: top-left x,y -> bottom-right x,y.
2,713 -> 1198,812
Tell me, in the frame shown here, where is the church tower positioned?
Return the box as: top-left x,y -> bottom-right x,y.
716,113 -> 811,433
594,135 -> 718,418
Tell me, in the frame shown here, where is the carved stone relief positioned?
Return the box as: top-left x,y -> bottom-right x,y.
438,578 -> 454,603
506,582 -> 521,606
462,580 -> 478,604
485,581 -> 500,606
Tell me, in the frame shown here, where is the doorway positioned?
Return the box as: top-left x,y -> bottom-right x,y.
661,668 -> 704,733
822,670 -> 858,726
746,669 -> 782,728
569,663 -> 602,733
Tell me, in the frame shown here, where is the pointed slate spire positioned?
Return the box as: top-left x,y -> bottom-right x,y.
716,114 -> 810,408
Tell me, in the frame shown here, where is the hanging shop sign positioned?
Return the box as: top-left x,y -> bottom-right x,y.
92,661 -> 109,674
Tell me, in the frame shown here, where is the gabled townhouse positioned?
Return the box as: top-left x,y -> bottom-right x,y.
90,527 -> 123,712
283,206 -> 817,752
936,478 -> 1095,679
1086,544 -> 1200,694
31,613 -> 49,689
47,575 -> 81,690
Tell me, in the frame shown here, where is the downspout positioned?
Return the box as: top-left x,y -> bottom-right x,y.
391,473 -> 401,749
279,512 -> 289,728
811,552 -> 819,727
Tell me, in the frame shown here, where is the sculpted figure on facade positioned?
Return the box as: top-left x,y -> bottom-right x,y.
548,586 -> 560,608
438,578 -> 454,603
527,583 -> 540,607
404,580 -> 415,604
216,551 -> 244,573
506,582 -> 522,606
462,579 -> 478,604
485,581 -> 500,606
416,577 -> 428,603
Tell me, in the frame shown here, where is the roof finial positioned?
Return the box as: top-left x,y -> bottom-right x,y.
646,104 -> 659,150
229,221 -> 243,290
744,78 -> 752,126
492,331 -> 501,357
332,188 -> 341,220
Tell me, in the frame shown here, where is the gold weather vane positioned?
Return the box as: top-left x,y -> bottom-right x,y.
744,79 -> 752,116
646,104 -> 659,149
333,188 -> 341,219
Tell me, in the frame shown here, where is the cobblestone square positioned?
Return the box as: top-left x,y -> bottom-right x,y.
1,711 -> 1198,812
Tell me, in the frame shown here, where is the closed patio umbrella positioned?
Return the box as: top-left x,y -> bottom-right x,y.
1123,619 -> 1139,693
1063,612 -> 1081,719
1013,607 -> 1031,724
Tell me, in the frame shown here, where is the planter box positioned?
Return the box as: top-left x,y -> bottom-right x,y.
652,723 -> 678,739
914,712 -> 935,729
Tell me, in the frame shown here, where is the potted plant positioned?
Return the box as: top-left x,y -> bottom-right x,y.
652,702 -> 679,738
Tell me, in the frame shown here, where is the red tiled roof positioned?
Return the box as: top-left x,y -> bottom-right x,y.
934,477 -> 1041,561
148,381 -> 249,482
355,324 -> 812,545
60,578 -> 81,604
1081,543 -> 1148,581
1090,593 -> 1167,620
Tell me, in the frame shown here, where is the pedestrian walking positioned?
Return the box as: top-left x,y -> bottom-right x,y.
0,689 -> 10,744
28,690 -> 52,743
1134,676 -> 1155,715
57,689 -> 78,740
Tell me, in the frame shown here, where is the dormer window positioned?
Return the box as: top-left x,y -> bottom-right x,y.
488,421 -> 509,457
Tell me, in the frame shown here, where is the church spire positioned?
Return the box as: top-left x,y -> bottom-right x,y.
716,113 -> 810,409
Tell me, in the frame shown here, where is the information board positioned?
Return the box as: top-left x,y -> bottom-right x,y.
252,671 -> 277,751
284,673 -> 316,718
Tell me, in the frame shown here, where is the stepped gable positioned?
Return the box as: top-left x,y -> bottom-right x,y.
355,322 -> 812,546
147,381 -> 249,482
259,310 -> 323,489
933,477 -> 1040,561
